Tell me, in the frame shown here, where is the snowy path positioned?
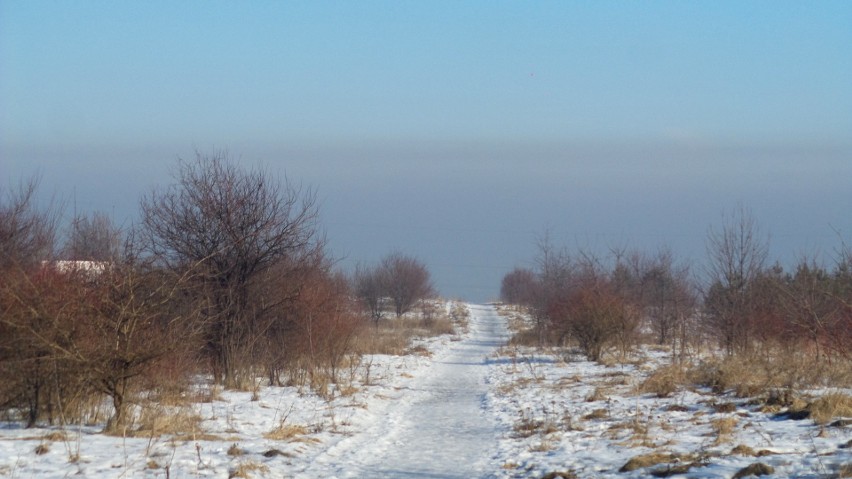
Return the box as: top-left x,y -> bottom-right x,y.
299,304 -> 509,479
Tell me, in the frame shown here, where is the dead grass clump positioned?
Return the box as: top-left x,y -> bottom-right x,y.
513,417 -> 558,438
712,402 -> 737,413
732,462 -> 774,478
807,393 -> 852,425
710,417 -> 738,444
837,463 -> 852,478
229,459 -> 270,478
639,364 -> 688,398
34,443 -> 50,455
582,408 -> 608,421
619,452 -> 677,472
263,424 -> 318,443
227,443 -> 245,456
731,444 -> 756,456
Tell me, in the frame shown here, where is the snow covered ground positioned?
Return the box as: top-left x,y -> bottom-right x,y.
1,303 -> 850,478
484,306 -> 852,479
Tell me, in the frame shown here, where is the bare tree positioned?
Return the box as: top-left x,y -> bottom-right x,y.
380,252 -> 435,317
0,175 -> 59,270
500,267 -> 536,306
704,206 -> 769,354
353,263 -> 390,325
0,176 -> 64,427
62,211 -> 122,261
139,152 -> 321,388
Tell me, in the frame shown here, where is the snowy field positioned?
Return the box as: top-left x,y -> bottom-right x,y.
1,303 -> 850,478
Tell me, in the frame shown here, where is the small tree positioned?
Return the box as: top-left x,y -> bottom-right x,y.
380,252 -> 435,317
704,206 -> 769,355
353,263 -> 389,325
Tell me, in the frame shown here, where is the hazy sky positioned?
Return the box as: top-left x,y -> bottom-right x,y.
2,2 -> 851,301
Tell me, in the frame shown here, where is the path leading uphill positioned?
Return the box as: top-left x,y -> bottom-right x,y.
299,304 -> 509,478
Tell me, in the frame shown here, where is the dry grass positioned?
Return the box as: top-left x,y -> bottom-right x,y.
263,423 -> 318,443
129,404 -> 203,438
638,363 -> 688,398
730,444 -> 756,456
352,311 -> 455,357
837,463 -> 852,478
37,431 -> 68,442
806,393 -> 852,425
229,459 -> 270,478
227,443 -> 246,456
586,386 -> 610,402
710,416 -> 738,444
619,452 -> 679,472
688,352 -> 852,400
512,417 -> 558,439
582,408 -> 609,421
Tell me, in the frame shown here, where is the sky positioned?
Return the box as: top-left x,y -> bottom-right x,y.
2,1 -> 851,301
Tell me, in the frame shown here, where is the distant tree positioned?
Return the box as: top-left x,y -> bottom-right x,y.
139,152 -> 321,388
354,263 -> 390,325
380,252 -> 435,317
62,211 -> 122,261
0,175 -> 59,270
704,206 -> 769,355
500,267 -> 536,306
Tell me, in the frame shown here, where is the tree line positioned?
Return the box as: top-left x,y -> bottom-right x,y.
500,210 -> 852,364
0,153 -> 435,431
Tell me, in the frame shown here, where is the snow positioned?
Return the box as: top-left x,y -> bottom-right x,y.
1,303 -> 850,478
298,303 -> 510,478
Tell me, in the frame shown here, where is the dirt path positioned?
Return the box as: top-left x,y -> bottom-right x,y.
299,304 -> 509,478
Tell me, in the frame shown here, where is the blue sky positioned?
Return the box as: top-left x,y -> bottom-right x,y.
2,1 -> 851,300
